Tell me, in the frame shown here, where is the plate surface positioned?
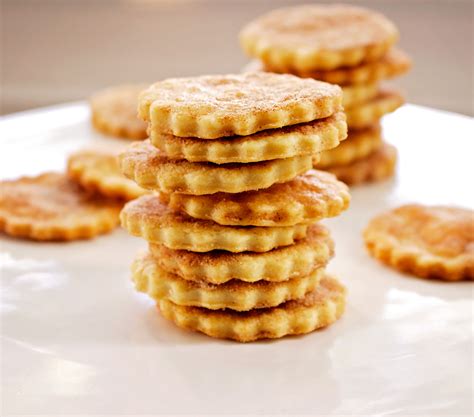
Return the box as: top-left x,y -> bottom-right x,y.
1,103 -> 473,416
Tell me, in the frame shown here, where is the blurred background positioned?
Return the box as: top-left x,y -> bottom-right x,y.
1,0 -> 472,116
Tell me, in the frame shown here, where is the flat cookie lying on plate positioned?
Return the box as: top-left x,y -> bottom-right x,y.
139,72 -> 342,139
90,84 -> 148,140
325,142 -> 397,186
120,140 -> 314,195
240,4 -> 398,72
67,150 -> 147,201
345,89 -> 404,129
0,173 -> 122,241
158,275 -> 346,342
121,195 -> 307,252
150,111 -> 347,164
164,169 -> 350,226
149,224 -> 334,284
133,252 -> 323,311
364,204 -> 474,281
317,124 -> 382,168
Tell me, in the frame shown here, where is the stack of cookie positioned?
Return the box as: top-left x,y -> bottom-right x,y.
119,72 -> 351,342
240,4 -> 411,185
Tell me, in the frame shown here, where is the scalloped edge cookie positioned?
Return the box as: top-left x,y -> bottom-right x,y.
364,204 -> 474,281
149,223 -> 334,284
120,140 -> 314,195
158,275 -> 346,342
121,195 -> 307,252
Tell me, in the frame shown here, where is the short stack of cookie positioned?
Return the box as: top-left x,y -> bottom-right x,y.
240,4 -> 412,185
119,72 -> 351,342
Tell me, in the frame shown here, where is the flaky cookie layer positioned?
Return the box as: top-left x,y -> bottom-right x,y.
133,252 -> 324,311
346,89 -> 404,129
165,169 -> 350,227
90,84 -> 148,140
325,142 -> 397,186
149,112 -> 347,164
149,224 -> 334,284
267,48 -> 412,85
158,276 -> 346,342
121,195 -> 307,252
139,72 -> 342,139
240,5 -> 398,72
67,150 -> 147,201
0,173 -> 122,241
342,83 -> 379,108
120,140 -> 313,195
364,204 -> 474,281
317,124 -> 382,168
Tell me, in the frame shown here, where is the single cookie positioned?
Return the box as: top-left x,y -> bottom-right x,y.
121,195 -> 307,252
67,150 -> 148,201
266,48 -> 412,85
325,142 -> 397,186
139,72 -> 342,139
165,169 -> 350,226
0,173 -> 122,241
317,124 -> 382,168
240,4 -> 398,72
346,89 -> 404,129
341,82 -> 379,108
158,275 -> 346,342
133,252 -> 324,311
90,84 -> 148,139
120,140 -> 314,195
149,224 -> 334,284
149,111 -> 347,164
364,204 -> 474,281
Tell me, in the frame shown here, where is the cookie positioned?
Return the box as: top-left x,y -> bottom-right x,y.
139,72 -> 342,139
90,84 -> 148,139
132,252 -> 324,311
364,205 -> 474,281
341,82 -> 379,108
121,195 -> 307,252
346,89 -> 404,129
149,224 -> 334,284
0,173 -> 122,241
158,275 -> 346,342
240,4 -> 398,72
317,124 -> 382,168
67,150 -> 147,201
149,111 -> 347,164
165,169 -> 350,226
120,140 -> 314,195
325,142 -> 397,185
267,48 -> 412,85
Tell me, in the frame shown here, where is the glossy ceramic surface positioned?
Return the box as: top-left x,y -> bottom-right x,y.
1,103 -> 473,416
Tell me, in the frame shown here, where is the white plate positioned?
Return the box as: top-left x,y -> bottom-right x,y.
1,103 -> 473,417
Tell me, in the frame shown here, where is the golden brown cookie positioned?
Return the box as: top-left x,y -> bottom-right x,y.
120,140 -> 314,195
121,195 -> 307,252
317,124 -> 382,168
341,83 -> 379,108
149,224 -> 334,284
132,252 -> 324,311
158,275 -> 346,342
364,204 -> 474,281
139,72 -> 342,139
90,84 -> 148,139
0,173 -> 122,241
67,150 -> 147,201
325,142 -> 397,186
149,111 -> 347,164
240,4 -> 398,72
346,89 -> 404,129
165,169 -> 350,226
266,48 -> 412,85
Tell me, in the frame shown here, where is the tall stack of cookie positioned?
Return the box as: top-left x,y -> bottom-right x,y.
241,4 -> 412,185
119,72 -> 351,342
